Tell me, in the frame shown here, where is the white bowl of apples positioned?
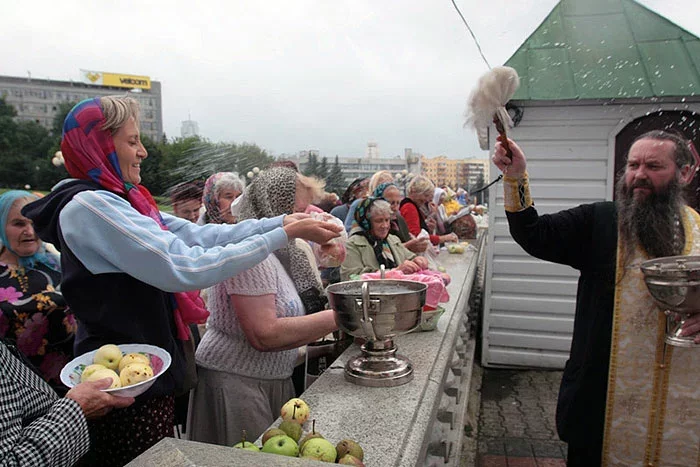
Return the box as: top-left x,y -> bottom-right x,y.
60,343 -> 171,398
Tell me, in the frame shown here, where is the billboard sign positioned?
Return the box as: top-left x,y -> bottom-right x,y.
81,69 -> 151,90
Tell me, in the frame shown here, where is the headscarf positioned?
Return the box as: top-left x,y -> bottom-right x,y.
201,172 -> 241,225
237,167 -> 327,314
372,182 -> 396,199
60,98 -> 207,340
353,198 -> 397,269
433,188 -> 446,205
372,182 -> 402,235
0,191 -> 59,271
340,178 -> 367,205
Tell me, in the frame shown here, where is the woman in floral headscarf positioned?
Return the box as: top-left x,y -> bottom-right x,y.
198,172 -> 245,225
341,197 -> 428,280
21,97 -> 340,466
189,167 -> 338,445
0,190 -> 74,393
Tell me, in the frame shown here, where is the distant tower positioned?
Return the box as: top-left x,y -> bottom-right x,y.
366,142 -> 379,159
181,113 -> 199,138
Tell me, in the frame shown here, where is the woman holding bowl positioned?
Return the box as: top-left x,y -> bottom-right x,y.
22,97 -> 340,466
341,198 -> 429,280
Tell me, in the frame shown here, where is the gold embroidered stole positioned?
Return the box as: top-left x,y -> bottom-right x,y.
602,206 -> 700,467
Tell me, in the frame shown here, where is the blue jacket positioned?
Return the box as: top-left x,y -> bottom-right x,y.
23,180 -> 288,398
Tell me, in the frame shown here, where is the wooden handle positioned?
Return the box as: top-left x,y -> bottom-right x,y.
493,116 -> 512,160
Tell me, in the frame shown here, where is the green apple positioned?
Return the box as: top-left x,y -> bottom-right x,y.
93,344 -> 123,371
119,362 -> 154,387
118,352 -> 150,373
80,364 -> 107,383
232,440 -> 259,452
336,439 -> 364,461
83,367 -> 121,388
261,428 -> 286,445
280,398 -> 310,424
261,435 -> 299,457
299,437 -> 336,462
338,454 -> 366,466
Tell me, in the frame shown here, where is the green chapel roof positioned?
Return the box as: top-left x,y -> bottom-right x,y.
505,0 -> 700,100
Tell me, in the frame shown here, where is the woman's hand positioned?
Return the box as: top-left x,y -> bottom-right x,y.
413,256 -> 429,270
439,233 -> 459,244
680,313 -> 700,344
65,379 -> 135,420
283,218 -> 342,244
404,237 -> 430,253
397,260 -> 421,274
492,135 -> 527,178
283,213 -> 310,225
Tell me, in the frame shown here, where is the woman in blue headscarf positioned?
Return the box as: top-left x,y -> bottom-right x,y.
0,190 -> 74,392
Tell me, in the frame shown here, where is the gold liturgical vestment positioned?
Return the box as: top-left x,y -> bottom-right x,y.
603,205 -> 700,466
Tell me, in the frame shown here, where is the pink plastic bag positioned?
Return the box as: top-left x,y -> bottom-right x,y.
360,270 -> 450,308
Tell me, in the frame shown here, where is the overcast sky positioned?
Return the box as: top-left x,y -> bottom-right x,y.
2,0 -> 699,160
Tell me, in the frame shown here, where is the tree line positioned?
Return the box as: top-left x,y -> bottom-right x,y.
0,97 -> 350,197
302,152 -> 345,195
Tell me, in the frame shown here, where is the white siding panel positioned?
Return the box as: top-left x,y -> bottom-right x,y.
514,125 -> 612,141
488,330 -> 571,352
490,311 -> 574,333
486,348 -> 569,369
492,258 -> 579,278
492,276 -> 578,296
490,294 -> 576,314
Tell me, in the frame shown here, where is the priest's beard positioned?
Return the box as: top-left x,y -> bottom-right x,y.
616,175 -> 685,264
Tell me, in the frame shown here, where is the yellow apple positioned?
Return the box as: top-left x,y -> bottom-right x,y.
119,363 -> 154,387
83,368 -> 121,388
93,344 -> 123,371
280,398 -> 310,424
118,353 -> 150,373
80,364 -> 107,383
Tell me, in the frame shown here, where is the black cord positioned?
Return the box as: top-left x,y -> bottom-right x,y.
470,174 -> 503,195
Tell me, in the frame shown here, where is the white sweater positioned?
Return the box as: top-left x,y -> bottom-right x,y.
195,254 -> 304,379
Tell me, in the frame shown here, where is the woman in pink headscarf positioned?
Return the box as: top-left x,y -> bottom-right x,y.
22,96 -> 340,466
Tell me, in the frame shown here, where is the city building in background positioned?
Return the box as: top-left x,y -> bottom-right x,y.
0,70 -> 163,141
290,143 -> 410,187
181,119 -> 199,138
420,155 -> 489,190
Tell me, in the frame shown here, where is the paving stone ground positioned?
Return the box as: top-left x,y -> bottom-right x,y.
476,367 -> 567,467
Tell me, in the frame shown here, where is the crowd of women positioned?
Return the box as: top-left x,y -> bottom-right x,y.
0,95 -> 476,466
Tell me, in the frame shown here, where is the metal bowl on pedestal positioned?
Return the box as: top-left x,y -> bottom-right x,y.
326,279 -> 427,387
640,255 -> 700,348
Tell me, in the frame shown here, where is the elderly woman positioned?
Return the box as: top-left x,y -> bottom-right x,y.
331,177 -> 368,222
343,170 -> 394,231
373,182 -> 429,254
400,175 -> 457,246
0,191 -> 74,393
22,97 -> 340,466
198,172 -> 245,225
341,198 -> 429,280
189,167 -> 338,445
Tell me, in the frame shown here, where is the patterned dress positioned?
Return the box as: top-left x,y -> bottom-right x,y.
0,262 -> 75,392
